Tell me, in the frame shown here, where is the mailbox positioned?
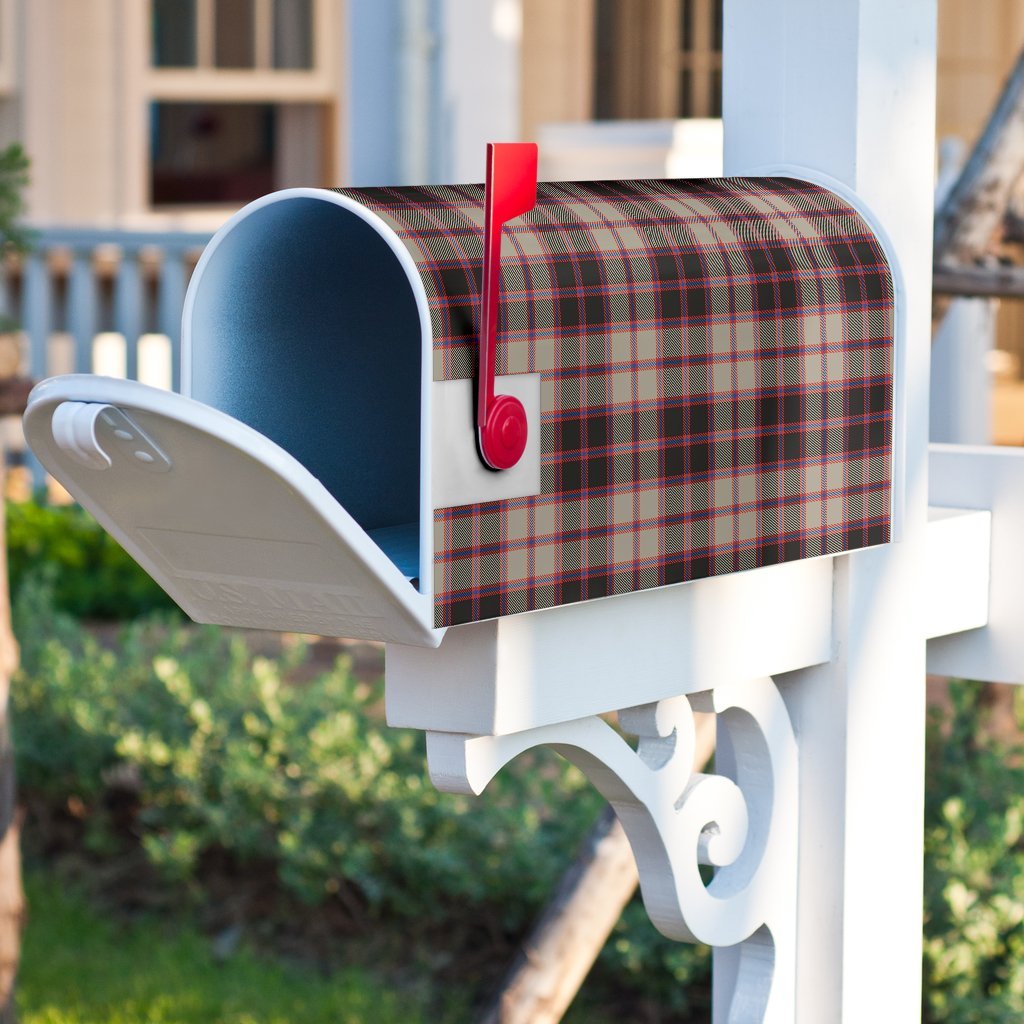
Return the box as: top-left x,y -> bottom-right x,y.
24,157 -> 895,647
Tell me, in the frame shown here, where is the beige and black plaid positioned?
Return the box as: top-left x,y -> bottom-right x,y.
340,177 -> 895,628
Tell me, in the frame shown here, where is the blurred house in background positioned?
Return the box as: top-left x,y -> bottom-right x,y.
0,0 -> 1021,456
0,0 -> 1015,224
3,0 -> 340,230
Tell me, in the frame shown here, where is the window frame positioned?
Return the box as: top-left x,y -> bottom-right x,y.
148,0 -> 335,103
123,0 -> 340,221
594,0 -> 722,120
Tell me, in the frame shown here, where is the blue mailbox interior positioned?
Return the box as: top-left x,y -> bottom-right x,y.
186,195 -> 423,582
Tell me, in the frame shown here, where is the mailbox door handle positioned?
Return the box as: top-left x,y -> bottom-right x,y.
478,142 -> 537,470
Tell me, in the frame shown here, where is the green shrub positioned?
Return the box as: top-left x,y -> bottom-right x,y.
7,499 -> 179,619
923,681 -> 1024,1022
0,142 -> 31,256
11,575 -> 710,1014
26,555 -> 1024,1020
13,575 -> 577,913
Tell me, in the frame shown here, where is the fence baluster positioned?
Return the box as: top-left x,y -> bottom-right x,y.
114,249 -> 142,381
18,228 -> 212,487
159,251 -> 187,393
22,252 -> 50,487
68,250 -> 97,375
0,262 -> 10,329
23,252 -> 50,381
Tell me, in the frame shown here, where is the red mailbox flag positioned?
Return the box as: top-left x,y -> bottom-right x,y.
478,142 -> 538,470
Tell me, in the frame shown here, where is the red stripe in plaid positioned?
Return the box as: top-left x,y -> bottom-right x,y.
338,177 -> 894,628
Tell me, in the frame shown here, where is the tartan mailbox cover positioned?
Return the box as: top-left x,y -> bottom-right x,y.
23,174 -> 895,645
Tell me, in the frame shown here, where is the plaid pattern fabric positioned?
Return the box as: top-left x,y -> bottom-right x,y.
339,178 -> 895,629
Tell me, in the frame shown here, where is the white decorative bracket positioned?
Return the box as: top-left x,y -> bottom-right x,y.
426,675 -> 798,1024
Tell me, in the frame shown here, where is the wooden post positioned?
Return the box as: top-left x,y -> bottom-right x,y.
0,471 -> 21,1024
934,47 -> 1024,266
723,1 -> 935,1019
0,377 -> 30,1023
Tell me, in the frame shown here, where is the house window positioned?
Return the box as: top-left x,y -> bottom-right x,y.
148,100 -> 328,207
145,0 -> 334,209
150,102 -> 276,204
274,0 -> 314,69
153,0 -> 197,67
215,0 -> 256,68
151,0 -> 314,71
594,0 -> 722,119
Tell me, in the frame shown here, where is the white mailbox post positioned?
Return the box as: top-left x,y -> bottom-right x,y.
23,1 -> 1024,1021
722,3 -> 937,1021
400,3 -> 957,1020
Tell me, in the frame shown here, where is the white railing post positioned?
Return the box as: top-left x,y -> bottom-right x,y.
931,135 -> 995,446
931,297 -> 995,444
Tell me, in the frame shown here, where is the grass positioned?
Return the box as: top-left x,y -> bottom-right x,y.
17,873 -> 462,1024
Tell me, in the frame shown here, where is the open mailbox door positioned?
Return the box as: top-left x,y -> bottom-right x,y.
23,375 -> 441,647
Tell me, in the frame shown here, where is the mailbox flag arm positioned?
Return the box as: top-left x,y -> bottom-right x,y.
478,142 -> 538,470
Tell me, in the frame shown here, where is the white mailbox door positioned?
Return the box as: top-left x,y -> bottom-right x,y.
23,375 -> 441,647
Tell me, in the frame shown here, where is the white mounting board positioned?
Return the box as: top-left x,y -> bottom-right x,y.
924,506 -> 990,641
928,444 -> 1024,682
24,375 -> 441,647
386,555 -> 833,735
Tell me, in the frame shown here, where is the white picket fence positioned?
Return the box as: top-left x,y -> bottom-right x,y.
4,227 -> 212,393
0,227 -> 212,482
